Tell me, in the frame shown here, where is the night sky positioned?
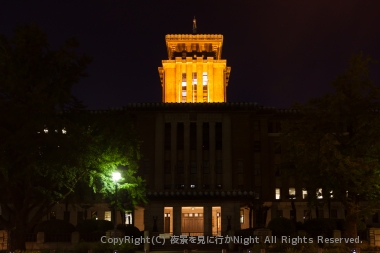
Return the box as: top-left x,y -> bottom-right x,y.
1,1 -> 380,110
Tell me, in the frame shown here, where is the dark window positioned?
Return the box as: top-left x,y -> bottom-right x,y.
268,122 -> 273,133
253,141 -> 261,152
216,184 -> 222,189
254,164 -> 261,175
164,160 -> 171,174
164,184 -> 171,190
238,160 -> 244,174
164,123 -> 171,150
190,161 -> 197,174
177,160 -> 184,174
331,209 -> 338,219
203,184 -> 210,189
143,160 -> 150,174
215,122 -> 222,150
64,211 -> 70,222
77,211 -> 83,222
177,184 -> 185,190
275,164 -> 281,176
203,160 -> 210,174
373,213 -> 379,223
253,120 -> 260,131
274,142 -> 281,154
290,210 -> 296,222
190,122 -> 196,150
216,160 -> 222,174
276,210 -> 283,218
276,122 -> 281,132
177,123 -> 184,150
202,123 -> 209,150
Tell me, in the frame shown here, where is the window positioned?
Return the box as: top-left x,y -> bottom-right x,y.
143,160 -> 150,174
202,123 -> 209,150
190,161 -> 197,174
274,142 -> 281,154
192,72 -> 197,102
104,211 -> 111,221
330,190 -> 334,198
164,123 -> 171,150
177,161 -> 184,174
276,210 -> 283,218
318,209 -> 324,218
302,189 -> 308,199
373,213 -> 379,223
289,187 -> 296,198
254,164 -> 261,175
203,160 -> 210,174
64,211 -> 70,222
190,184 -> 196,189
125,212 -> 132,225
237,160 -> 244,174
290,210 -> 296,222
50,211 -> 56,220
190,123 -> 196,150
164,184 -> 171,190
331,209 -> 338,219
253,141 -> 261,152
203,72 -> 208,102
275,188 -> 281,200
240,210 -> 244,224
268,121 -> 281,133
316,188 -> 323,199
275,164 -> 281,176
215,122 -> 222,150
182,73 -> 187,102
216,160 -> 222,174
177,123 -> 184,150
164,160 -> 171,174
253,120 -> 260,131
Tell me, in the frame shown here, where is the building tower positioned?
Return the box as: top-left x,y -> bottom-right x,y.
158,19 -> 231,103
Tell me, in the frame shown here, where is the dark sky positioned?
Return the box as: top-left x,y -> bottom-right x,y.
2,1 -> 380,109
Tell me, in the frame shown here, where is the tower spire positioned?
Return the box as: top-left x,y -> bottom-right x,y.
192,16 -> 197,34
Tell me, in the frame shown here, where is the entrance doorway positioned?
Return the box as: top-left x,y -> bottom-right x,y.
181,207 -> 203,236
164,207 -> 173,234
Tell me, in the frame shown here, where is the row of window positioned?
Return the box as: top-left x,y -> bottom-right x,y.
275,188 -> 328,200
164,184 -> 223,190
165,122 -> 222,150
276,209 -> 338,220
253,121 -> 281,133
182,72 -> 208,103
50,210 -> 133,224
164,160 -> 222,174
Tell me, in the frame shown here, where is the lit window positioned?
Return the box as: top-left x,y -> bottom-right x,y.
104,211 -> 111,221
164,213 -> 170,217
289,187 -> 296,198
275,188 -> 281,200
44,128 -> 48,133
302,189 -> 308,199
190,184 -> 195,188
62,128 -> 67,134
254,164 -> 261,175
203,72 -> 208,102
316,188 -> 323,199
330,190 -> 333,198
125,212 -> 132,225
240,210 -> 244,224
182,73 -> 187,102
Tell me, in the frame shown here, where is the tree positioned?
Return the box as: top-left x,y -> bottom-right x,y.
0,24 -> 144,251
281,53 -> 380,242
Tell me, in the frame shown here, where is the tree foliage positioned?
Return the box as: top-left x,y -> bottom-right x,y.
0,24 -> 145,250
281,53 -> 380,241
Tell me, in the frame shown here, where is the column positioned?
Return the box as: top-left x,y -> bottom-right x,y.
204,205 -> 212,236
154,113 -> 164,190
197,58 -> 203,102
173,206 -> 182,235
186,58 -> 193,103
222,114 -> 232,189
207,58 -> 214,102
171,121 -> 177,188
209,122 -> 216,190
196,120 -> 203,187
175,59 -> 182,103
184,122 -> 190,189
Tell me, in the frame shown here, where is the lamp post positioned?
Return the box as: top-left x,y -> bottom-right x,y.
112,172 -> 121,239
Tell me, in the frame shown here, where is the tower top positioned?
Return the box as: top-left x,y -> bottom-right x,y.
193,16 -> 197,34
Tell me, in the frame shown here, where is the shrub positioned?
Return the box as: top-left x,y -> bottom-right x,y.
76,219 -> 114,234
304,218 -> 336,237
117,224 -> 142,238
33,219 -> 76,242
267,217 -> 296,236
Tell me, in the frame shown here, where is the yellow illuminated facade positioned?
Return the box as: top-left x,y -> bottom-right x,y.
158,34 -> 231,103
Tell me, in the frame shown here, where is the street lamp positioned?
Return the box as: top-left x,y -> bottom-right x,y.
112,172 -> 121,239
